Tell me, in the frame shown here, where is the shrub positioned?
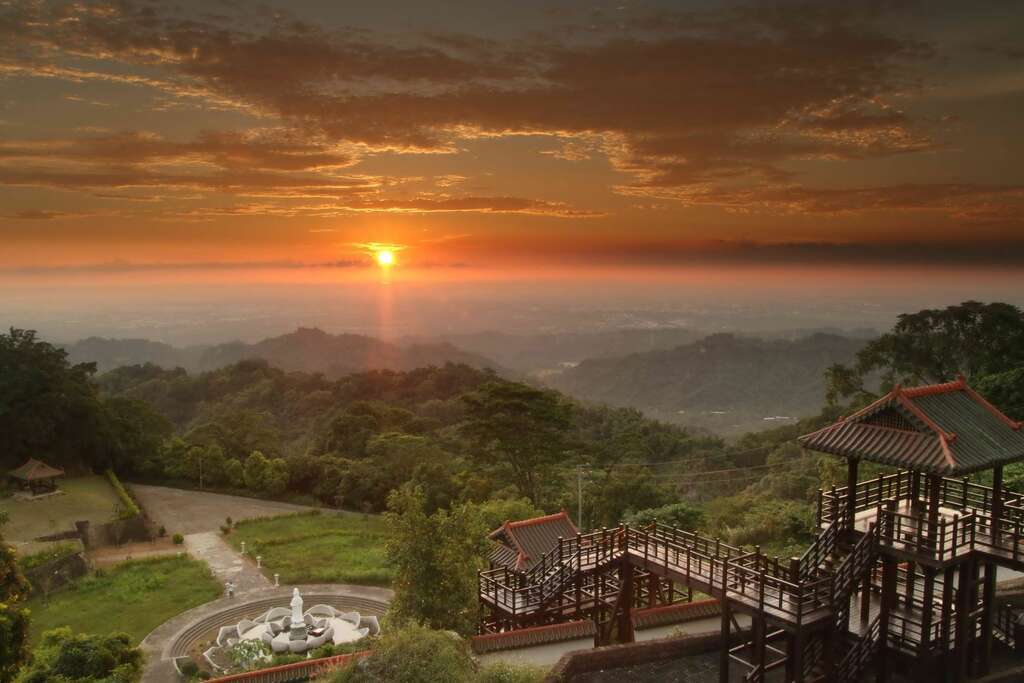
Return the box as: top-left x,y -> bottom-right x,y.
476,662 -> 547,683
179,660 -> 199,677
329,624 -> 474,683
18,627 -> 143,683
17,543 -> 78,571
106,469 -> 141,518
172,533 -> 184,545
158,525 -> 166,537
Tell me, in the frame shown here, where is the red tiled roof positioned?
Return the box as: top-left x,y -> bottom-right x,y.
799,377 -> 1024,476
488,510 -> 578,571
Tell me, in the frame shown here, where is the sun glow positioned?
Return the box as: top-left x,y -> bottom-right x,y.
375,249 -> 395,267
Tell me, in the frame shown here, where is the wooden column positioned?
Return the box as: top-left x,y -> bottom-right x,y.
941,565 -> 955,671
918,567 -> 936,677
979,562 -> 997,675
927,474 -> 941,550
877,555 -> 897,683
955,558 -> 976,681
911,471 -> 922,511
992,464 -> 1004,539
847,457 -> 859,530
753,614 -> 767,682
719,601 -> 731,683
616,559 -> 635,644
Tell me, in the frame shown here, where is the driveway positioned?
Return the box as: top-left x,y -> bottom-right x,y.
128,484 -> 319,536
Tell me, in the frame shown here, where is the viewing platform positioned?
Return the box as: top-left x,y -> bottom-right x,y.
819,471 -> 1024,569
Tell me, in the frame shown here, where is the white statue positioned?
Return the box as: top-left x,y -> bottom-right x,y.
290,587 -> 304,624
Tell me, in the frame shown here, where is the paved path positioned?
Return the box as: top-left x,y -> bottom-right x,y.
184,531 -> 271,594
129,484 -> 320,536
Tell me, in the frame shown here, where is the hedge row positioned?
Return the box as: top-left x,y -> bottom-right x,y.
106,469 -> 141,518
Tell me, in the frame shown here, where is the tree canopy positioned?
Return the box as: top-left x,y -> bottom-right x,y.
826,301 -> 1024,403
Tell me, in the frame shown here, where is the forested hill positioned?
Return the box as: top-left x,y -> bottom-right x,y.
545,333 -> 867,434
62,327 -> 500,377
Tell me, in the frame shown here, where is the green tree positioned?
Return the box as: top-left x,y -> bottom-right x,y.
473,497 -> 544,532
623,502 -> 704,530
262,458 -> 290,496
16,627 -> 142,683
0,328 -> 108,470
827,301 -> 1024,403
385,486 -> 488,635
101,397 -> 172,473
243,451 -> 269,491
461,382 -> 574,505
976,367 -> 1024,421
330,624 -> 476,683
1,517 -> 30,683
224,458 -> 245,488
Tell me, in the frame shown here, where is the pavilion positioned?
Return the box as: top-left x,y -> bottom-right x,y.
8,458 -> 65,495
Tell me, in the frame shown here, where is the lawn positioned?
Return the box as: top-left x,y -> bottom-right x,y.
25,555 -> 222,644
227,511 -> 393,586
0,475 -> 119,555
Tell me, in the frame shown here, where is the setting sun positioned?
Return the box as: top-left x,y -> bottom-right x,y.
375,250 -> 395,267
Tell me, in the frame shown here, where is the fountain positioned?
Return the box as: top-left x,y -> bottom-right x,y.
205,588 -> 381,669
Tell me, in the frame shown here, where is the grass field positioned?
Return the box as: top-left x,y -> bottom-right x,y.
226,511 -> 393,586
25,555 -> 222,644
0,475 -> 119,555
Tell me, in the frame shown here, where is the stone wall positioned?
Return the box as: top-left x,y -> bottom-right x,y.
23,552 -> 89,595
78,515 -> 152,548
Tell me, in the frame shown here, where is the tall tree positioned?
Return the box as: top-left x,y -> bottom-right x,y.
461,382 -> 574,505
0,328 -> 107,469
827,301 -> 1024,403
385,486 -> 488,635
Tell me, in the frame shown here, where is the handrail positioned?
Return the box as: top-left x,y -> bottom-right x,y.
799,522 -> 839,582
835,616 -> 881,683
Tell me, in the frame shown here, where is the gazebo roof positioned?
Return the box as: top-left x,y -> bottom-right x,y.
488,510 -> 578,571
798,378 -> 1024,476
8,458 -> 65,481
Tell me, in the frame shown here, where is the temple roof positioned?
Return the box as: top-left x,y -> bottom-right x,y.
7,458 -> 65,481
487,511 -> 578,571
798,378 -> 1024,476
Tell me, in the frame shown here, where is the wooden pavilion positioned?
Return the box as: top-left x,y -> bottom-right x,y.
7,458 -> 65,495
798,376 -> 1024,681
477,377 -> 1024,682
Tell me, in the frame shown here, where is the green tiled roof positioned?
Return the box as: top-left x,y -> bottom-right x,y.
798,379 -> 1024,476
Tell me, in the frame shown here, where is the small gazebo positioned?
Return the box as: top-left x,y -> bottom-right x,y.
8,458 -> 65,495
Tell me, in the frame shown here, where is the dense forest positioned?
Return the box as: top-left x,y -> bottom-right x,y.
546,332 -> 867,433
4,301 -> 1024,561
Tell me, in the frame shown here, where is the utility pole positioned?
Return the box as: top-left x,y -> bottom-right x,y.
577,465 -> 584,528
199,452 -> 204,491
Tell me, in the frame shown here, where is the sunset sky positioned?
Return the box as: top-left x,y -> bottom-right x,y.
2,0 -> 1024,275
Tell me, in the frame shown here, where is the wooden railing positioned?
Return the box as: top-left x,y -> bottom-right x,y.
819,471 -> 912,527
994,602 -> 1019,650
798,521 -> 839,582
819,473 -> 1024,563
835,616 -> 881,683
482,524 -> 842,624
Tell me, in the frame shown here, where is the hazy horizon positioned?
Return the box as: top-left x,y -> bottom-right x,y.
4,264 -> 1021,346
